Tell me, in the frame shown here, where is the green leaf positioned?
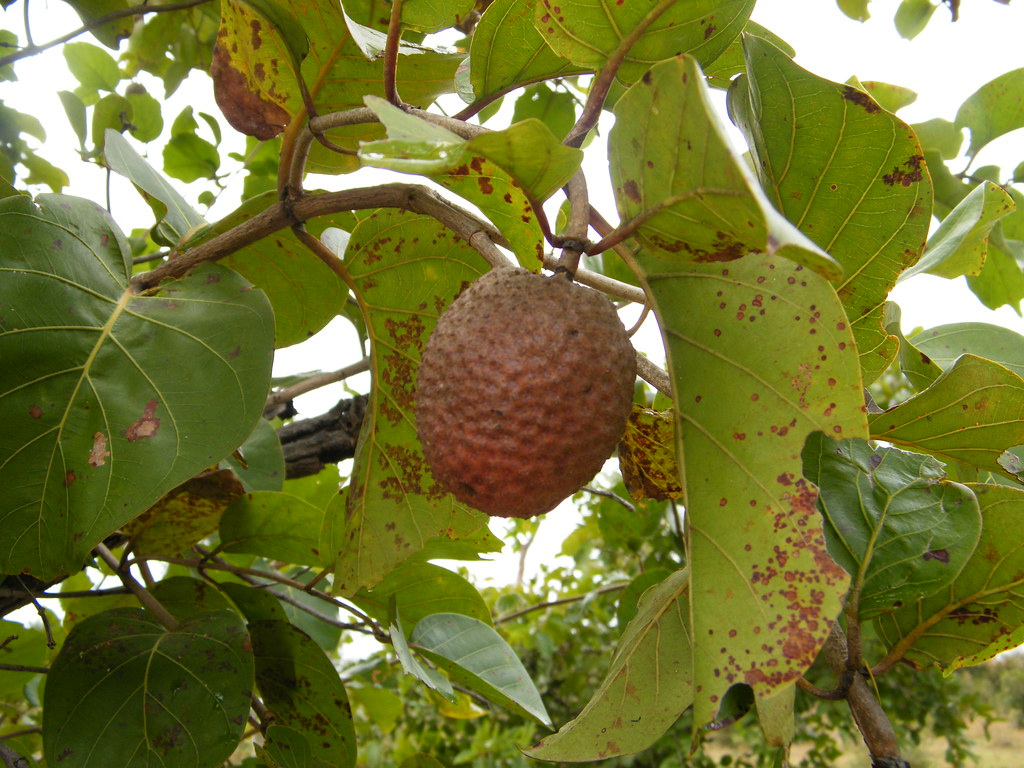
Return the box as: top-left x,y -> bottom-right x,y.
122,469 -> 245,558
259,724 -> 312,768
846,77 -> 917,113
249,619 -> 356,768
912,117 -> 963,160
902,181 -> 1016,280
150,575 -> 235,621
104,129 -> 206,247
58,90 -> 88,148
125,88 -> 165,143
400,0 -> 474,33
391,615 -> 455,700
0,195 -> 274,579
869,354 -> 1024,481
876,483 -> 1024,670
803,433 -> 981,619
63,41 -> 122,92
224,418 -> 285,491
0,620 -> 47,697
510,83 -> 577,142
637,251 -> 866,728
411,613 -> 551,727
62,0 -> 134,48
184,191 -> 349,348
729,35 -> 934,384
525,569 -> 692,761
911,322 -> 1024,379
704,20 -> 794,90
615,567 -> 672,629
885,301 -> 943,390
91,93 -> 133,155
43,608 -> 253,768
330,210 -> 490,594
610,55 -> 842,280
535,0 -> 754,86
466,119 -> 583,202
219,581 -> 291,624
353,562 -> 492,629
467,0 -> 587,107
955,66 -> 1024,158
894,0 -> 937,39
163,132 -> 221,183
219,491 -> 326,566
836,0 -> 871,21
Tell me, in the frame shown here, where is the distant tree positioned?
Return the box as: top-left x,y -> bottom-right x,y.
1,1 -> 1023,767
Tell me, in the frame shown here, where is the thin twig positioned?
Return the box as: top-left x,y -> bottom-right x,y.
0,0 -> 213,68
265,360 -> 371,410
0,663 -> 49,674
16,576 -> 53,649
635,353 -> 671,396
556,172 -> 591,275
0,586 -> 130,599
495,583 -> 628,624
94,543 -> 179,631
0,740 -> 31,768
582,486 -> 636,515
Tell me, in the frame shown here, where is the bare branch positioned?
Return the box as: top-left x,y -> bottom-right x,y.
265,359 -> 370,411
383,0 -> 404,106
94,543 -> 179,631
635,353 -> 671,396
0,740 -> 31,768
495,582 -> 628,624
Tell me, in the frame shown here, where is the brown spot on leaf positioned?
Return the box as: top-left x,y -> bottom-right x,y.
841,85 -> 880,113
89,432 -> 110,466
622,180 -> 641,204
125,400 -> 161,441
210,42 -> 289,140
29,404 -> 42,419
883,155 -> 925,187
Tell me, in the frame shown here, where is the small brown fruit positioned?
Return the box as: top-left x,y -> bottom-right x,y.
415,267 -> 636,518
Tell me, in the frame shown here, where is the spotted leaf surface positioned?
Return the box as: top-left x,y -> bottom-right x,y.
43,608 -> 253,768
0,194 -> 274,580
868,354 -> 1024,481
250,619 -> 356,768
525,569 -> 692,760
729,36 -> 934,383
618,406 -> 683,501
911,322 -> 1024,379
332,210 -> 490,595
876,483 -> 1024,671
609,55 -> 841,282
639,252 -> 867,728
803,433 -> 981,619
535,0 -> 754,86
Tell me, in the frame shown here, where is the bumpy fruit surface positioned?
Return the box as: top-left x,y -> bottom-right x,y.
415,267 -> 636,518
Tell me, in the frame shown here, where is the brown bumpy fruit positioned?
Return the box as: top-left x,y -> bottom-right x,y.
415,267 -> 636,518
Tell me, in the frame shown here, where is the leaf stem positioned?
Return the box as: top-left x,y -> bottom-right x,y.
94,543 -> 179,631
494,582 -> 628,624
0,663 -> 48,674
383,0 -> 404,106
563,0 -> 680,147
264,359 -> 371,412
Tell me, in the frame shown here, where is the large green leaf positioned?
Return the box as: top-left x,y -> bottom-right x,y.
902,181 -> 1016,280
911,322 -> 1024,379
411,613 -> 551,727
637,252 -> 867,728
43,608 -> 253,768
729,35 -> 934,383
803,434 -> 981,619
62,0 -> 135,48
0,194 -> 274,579
249,619 -> 356,768
876,483 -> 1024,670
868,354 -> 1024,481
955,67 -> 1024,159
219,491 -> 326,566
535,0 -> 754,86
330,210 -> 490,594
466,0 -> 587,107
525,569 -> 692,761
0,620 -> 47,698
609,55 -> 842,281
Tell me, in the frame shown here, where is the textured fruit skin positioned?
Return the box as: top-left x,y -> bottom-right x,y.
415,267 -> 636,518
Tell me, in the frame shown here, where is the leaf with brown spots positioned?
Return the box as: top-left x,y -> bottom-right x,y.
609,55 -> 842,282
869,354 -> 1024,482
331,210 -> 490,595
0,194 -> 274,580
524,569 -> 693,761
44,608 -> 253,768
122,470 -> 245,558
803,433 -> 981,619
729,36 -> 934,384
618,406 -> 683,501
250,619 -> 356,768
211,40 -> 291,139
876,483 -> 1024,671
639,253 -> 867,730
219,490 -> 326,567
534,0 -> 754,86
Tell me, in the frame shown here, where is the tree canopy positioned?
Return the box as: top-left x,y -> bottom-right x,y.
2,1 -> 1024,767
